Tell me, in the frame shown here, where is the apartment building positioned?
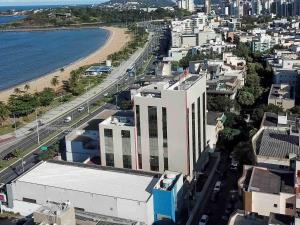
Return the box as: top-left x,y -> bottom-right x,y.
133,74 -> 207,176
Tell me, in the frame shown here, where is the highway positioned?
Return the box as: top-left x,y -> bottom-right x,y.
0,24 -> 165,185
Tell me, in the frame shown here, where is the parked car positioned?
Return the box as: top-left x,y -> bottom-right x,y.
230,160 -> 238,170
213,181 -> 222,192
64,116 -> 72,123
77,106 -> 85,112
198,215 -> 209,225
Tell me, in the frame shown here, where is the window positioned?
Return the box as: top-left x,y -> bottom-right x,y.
162,107 -> 168,170
121,130 -> 132,169
148,106 -> 159,171
286,203 -> 294,209
123,155 -> 132,169
274,204 -> 278,208
136,105 -> 142,169
106,153 -> 114,167
104,128 -> 114,166
192,103 -> 196,166
197,97 -> 201,156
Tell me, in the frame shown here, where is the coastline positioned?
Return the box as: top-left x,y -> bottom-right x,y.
0,26 -> 130,102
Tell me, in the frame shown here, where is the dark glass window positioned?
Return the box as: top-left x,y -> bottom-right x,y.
192,103 -> 196,166
197,97 -> 201,156
121,130 -> 132,169
148,106 -> 159,171
105,153 -> 114,167
162,107 -> 168,170
136,105 -> 142,169
104,128 -> 114,166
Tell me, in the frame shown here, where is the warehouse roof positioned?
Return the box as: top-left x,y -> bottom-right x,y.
17,161 -> 159,202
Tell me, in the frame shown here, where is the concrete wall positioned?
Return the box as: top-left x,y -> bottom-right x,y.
251,191 -> 295,216
11,181 -> 153,224
99,124 -> 136,169
134,90 -> 188,174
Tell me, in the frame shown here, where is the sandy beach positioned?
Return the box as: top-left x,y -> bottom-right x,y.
0,26 -> 130,102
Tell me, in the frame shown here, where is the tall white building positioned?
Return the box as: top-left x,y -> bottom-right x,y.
99,74 -> 207,176
134,74 -> 207,176
177,0 -> 195,12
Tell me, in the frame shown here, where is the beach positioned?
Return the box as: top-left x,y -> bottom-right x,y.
0,26 -> 130,102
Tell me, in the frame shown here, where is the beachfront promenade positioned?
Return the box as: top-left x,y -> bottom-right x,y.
0,35 -> 151,152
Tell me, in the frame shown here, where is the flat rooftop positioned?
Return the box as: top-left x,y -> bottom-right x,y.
255,128 -> 300,159
262,112 -> 300,128
17,161 -> 159,202
248,167 -> 294,194
269,84 -> 294,100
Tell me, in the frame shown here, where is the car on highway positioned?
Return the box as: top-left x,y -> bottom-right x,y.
213,181 -> 222,192
198,215 -> 209,225
77,106 -> 85,112
64,116 -> 72,123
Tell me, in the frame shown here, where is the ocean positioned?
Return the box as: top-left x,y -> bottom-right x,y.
0,4 -> 91,12
0,28 -> 109,90
0,15 -> 26,24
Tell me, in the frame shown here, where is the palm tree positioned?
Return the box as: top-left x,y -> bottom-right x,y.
24,84 -> 30,92
51,77 -> 59,87
14,88 -> 21,95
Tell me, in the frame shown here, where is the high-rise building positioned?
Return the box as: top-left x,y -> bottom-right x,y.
134,74 -> 207,176
177,0 -> 195,12
204,0 -> 212,14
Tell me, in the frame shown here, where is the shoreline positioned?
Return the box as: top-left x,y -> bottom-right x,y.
0,26 -> 130,102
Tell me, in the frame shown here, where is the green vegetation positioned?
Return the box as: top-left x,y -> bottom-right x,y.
2,7 -> 191,28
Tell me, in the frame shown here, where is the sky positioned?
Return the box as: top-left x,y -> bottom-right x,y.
0,0 -> 107,6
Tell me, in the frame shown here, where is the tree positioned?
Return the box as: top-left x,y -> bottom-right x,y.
207,95 -> 234,112
0,102 -> 9,126
38,88 -> 55,106
24,84 -> 30,92
51,77 -> 59,87
8,94 -> 38,117
238,91 -> 255,106
14,88 -> 22,95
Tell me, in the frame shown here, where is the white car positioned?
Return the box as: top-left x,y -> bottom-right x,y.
198,215 -> 209,225
64,116 -> 72,123
77,106 -> 85,112
230,160 -> 238,170
213,181 -> 222,192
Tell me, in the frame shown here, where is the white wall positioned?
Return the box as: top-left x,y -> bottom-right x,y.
11,181 -> 153,224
